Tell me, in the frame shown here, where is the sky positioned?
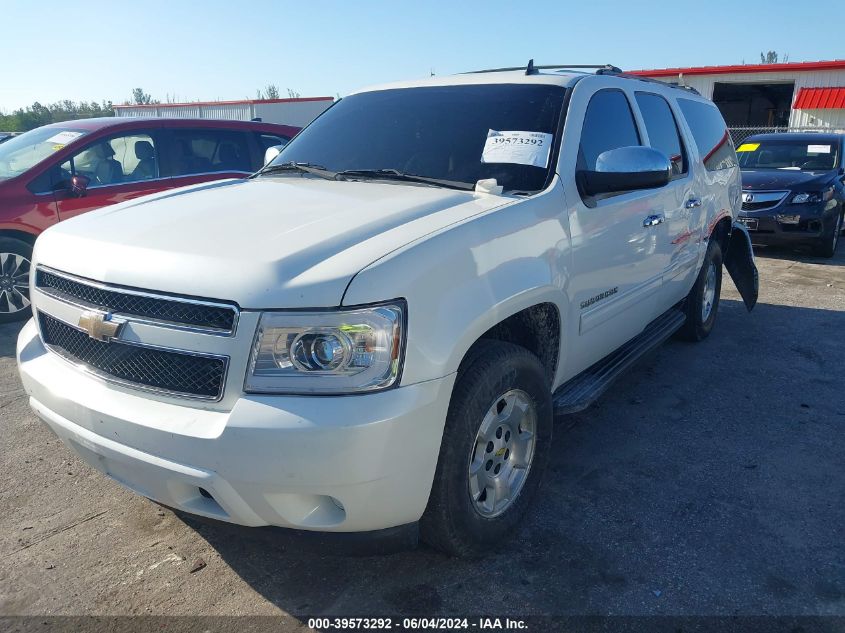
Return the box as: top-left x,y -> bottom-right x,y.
3,0 -> 844,112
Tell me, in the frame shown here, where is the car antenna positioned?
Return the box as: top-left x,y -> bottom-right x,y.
525,59 -> 537,75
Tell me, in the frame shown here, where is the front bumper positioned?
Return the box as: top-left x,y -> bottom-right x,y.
738,201 -> 830,246
17,319 -> 455,532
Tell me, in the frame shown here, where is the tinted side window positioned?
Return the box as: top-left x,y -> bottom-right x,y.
170,129 -> 251,176
677,99 -> 737,171
579,89 -> 641,171
635,92 -> 687,177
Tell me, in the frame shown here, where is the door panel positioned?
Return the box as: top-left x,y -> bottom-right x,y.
559,84 -> 668,377
631,91 -> 700,303
55,180 -> 168,221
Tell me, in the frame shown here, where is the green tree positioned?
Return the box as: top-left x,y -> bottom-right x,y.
131,87 -> 157,105
0,98 -> 115,132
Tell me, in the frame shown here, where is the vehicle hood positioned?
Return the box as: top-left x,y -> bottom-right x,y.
34,177 -> 508,308
740,169 -> 835,191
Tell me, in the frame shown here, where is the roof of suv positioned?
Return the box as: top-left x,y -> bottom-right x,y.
352,65 -> 705,101
352,69 -> 589,95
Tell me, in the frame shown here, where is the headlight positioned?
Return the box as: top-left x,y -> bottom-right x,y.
791,189 -> 833,204
790,192 -> 817,204
244,302 -> 405,394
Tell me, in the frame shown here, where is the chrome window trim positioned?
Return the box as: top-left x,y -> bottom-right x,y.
35,265 -> 239,337
40,171 -> 254,195
36,309 -> 230,402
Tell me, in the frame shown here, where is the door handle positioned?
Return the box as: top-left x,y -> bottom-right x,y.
685,198 -> 702,209
642,214 -> 665,227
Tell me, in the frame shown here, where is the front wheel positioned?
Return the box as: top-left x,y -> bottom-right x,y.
420,341 -> 552,557
677,238 -> 723,342
815,211 -> 842,258
0,237 -> 33,323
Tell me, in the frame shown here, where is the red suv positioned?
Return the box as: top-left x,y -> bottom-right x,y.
0,117 -> 299,321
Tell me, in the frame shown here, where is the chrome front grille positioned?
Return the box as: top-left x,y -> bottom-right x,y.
38,312 -> 228,400
740,190 -> 788,213
36,268 -> 237,334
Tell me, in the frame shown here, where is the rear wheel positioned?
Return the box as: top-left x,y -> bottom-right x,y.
815,211 -> 842,258
420,341 -> 552,557
677,238 -> 722,342
0,237 -> 33,323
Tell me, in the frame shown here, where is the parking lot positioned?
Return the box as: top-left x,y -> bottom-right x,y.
0,246 -> 843,619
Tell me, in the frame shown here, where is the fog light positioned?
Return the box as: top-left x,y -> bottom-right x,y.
776,214 -> 801,225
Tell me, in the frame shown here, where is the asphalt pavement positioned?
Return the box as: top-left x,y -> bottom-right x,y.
0,245 -> 843,619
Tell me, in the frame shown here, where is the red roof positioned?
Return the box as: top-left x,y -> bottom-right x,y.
628,60 -> 845,77
793,87 -> 845,109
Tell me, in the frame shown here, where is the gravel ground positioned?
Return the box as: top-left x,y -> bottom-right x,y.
0,245 -> 843,619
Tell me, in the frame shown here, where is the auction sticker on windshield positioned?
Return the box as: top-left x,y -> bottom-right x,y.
481,130 -> 553,167
808,144 -> 831,154
45,131 -> 83,146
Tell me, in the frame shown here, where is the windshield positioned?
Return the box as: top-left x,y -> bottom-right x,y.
266,84 -> 566,192
0,126 -> 88,181
737,139 -> 840,171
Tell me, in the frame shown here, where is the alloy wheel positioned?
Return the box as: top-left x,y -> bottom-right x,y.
701,262 -> 717,322
0,252 -> 31,315
467,389 -> 537,518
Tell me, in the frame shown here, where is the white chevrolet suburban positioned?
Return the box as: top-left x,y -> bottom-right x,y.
17,62 -> 758,556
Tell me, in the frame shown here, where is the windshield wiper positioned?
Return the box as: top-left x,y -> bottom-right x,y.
257,161 -> 338,180
335,169 -> 474,191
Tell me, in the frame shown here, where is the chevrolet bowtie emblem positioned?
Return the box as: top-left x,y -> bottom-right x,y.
78,310 -> 124,342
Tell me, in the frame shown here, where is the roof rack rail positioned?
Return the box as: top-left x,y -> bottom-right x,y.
595,67 -> 703,95
466,60 -> 622,75
464,60 -> 702,95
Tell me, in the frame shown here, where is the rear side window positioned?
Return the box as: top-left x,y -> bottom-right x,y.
635,92 -> 687,177
677,99 -> 737,171
170,129 -> 251,176
578,89 -> 641,171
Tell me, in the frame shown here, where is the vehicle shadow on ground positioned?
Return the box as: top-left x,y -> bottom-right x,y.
0,320 -> 27,358
754,243 -> 845,267
175,298 -> 845,617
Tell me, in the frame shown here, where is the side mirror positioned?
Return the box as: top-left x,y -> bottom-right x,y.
579,146 -> 671,196
70,174 -> 90,197
264,144 -> 285,166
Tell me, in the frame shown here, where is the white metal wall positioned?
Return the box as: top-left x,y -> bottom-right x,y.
114,100 -> 332,126
648,69 -> 845,127
253,101 -> 332,127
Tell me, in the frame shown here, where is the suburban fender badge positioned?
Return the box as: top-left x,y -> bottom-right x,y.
78,310 -> 124,342
580,287 -> 619,310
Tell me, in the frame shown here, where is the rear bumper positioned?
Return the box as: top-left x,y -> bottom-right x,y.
17,319 -> 455,533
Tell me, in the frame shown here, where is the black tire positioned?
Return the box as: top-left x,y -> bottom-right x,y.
420,340 -> 552,557
815,211 -> 842,258
677,238 -> 723,342
0,237 -> 33,324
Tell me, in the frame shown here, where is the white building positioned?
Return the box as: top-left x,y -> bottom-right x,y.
114,96 -> 334,128
630,60 -> 845,130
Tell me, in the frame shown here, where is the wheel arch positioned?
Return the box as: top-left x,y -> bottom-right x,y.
710,216 -> 732,253
0,228 -> 38,247
458,299 -> 562,387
